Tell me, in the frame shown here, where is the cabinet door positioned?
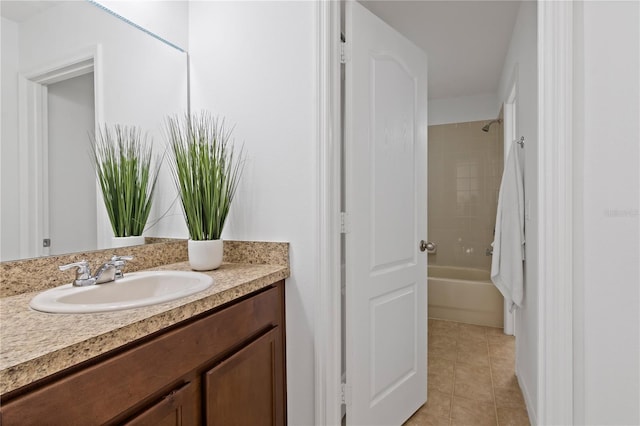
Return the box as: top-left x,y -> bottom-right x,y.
204,328 -> 284,426
124,380 -> 201,426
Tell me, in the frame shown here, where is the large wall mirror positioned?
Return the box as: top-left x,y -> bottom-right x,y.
1,0 -> 189,261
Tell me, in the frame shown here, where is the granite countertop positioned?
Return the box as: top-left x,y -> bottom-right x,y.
0,260 -> 289,396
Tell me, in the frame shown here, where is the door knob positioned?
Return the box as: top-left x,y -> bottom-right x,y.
419,240 -> 436,253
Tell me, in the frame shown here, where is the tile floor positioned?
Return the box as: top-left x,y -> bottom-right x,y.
404,319 -> 531,426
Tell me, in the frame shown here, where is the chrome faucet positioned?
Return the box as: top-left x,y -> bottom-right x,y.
108,255 -> 133,280
59,255 -> 133,287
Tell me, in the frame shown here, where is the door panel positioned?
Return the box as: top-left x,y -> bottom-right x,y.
370,284 -> 418,403
345,2 -> 428,425
203,328 -> 283,426
371,56 -> 417,272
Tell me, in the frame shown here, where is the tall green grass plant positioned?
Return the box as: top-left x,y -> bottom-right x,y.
90,124 -> 160,237
166,112 -> 244,241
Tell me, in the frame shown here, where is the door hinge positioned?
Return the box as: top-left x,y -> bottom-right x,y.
340,382 -> 351,406
340,41 -> 348,64
340,212 -> 350,234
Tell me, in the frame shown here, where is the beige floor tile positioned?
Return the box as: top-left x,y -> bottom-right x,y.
487,333 -> 515,345
456,361 -> 492,382
426,320 -> 530,426
496,407 -> 530,426
429,371 -> 454,394
494,386 -> 526,408
429,356 -> 455,377
430,319 -> 460,332
458,324 -> 488,343
454,362 -> 494,404
457,347 -> 490,368
404,406 -> 451,426
430,322 -> 460,339
490,355 -> 514,374
424,390 -> 453,419
430,330 -> 458,340
490,358 -> 518,389
485,326 -> 504,336
458,323 -> 487,333
489,340 -> 515,360
430,344 -> 458,361
453,379 -> 494,405
457,338 -> 488,354
450,395 -> 497,426
430,334 -> 458,351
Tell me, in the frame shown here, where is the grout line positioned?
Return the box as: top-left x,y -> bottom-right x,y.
487,330 -> 500,426
449,325 -> 457,426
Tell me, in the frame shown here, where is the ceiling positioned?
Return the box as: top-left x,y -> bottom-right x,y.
1,0 -> 521,100
0,1 -> 62,23
359,0 -> 522,100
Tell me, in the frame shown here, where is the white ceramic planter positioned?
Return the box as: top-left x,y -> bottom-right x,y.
111,235 -> 145,248
188,239 -> 223,271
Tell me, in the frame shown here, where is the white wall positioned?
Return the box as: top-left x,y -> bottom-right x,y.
428,92 -> 498,125
188,2 -> 317,424
1,1 -> 188,258
0,17 -> 21,261
496,0 -> 538,421
573,1 -> 640,424
96,0 -> 189,51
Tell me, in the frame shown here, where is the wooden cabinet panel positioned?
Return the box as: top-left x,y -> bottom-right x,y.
0,281 -> 286,426
124,380 -> 201,426
204,328 -> 284,426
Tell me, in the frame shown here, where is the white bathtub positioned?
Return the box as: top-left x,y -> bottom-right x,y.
428,265 -> 504,328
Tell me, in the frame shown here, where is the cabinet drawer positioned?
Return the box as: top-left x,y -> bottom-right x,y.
1,285 -> 281,425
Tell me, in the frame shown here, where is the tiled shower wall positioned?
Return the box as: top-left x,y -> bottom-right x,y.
428,120 -> 503,270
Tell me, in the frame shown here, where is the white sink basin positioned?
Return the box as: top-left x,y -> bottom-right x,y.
30,271 -> 214,314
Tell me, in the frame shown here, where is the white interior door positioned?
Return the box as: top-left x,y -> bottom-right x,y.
344,2 -> 428,425
47,72 -> 97,255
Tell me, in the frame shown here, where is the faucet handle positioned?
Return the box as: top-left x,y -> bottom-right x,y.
110,255 -> 133,279
59,261 -> 96,286
59,261 -> 91,280
110,255 -> 133,262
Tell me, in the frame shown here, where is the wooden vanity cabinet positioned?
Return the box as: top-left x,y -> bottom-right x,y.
124,379 -> 202,426
0,281 -> 286,426
204,327 -> 283,425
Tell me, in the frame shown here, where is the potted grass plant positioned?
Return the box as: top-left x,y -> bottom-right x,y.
166,111 -> 244,271
90,124 -> 160,248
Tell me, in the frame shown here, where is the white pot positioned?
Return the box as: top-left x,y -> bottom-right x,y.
112,235 -> 145,248
188,239 -> 223,271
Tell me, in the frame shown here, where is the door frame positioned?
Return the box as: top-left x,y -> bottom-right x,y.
17,46 -> 105,258
314,1 -> 576,424
502,67 -> 518,337
536,1 -> 574,424
314,1 -> 343,425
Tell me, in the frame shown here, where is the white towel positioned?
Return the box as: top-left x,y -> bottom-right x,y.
491,140 -> 525,311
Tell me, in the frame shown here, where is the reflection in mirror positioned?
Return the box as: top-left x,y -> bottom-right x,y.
0,0 -> 189,262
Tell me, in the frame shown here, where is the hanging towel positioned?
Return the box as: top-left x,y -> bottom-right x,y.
491,140 -> 525,311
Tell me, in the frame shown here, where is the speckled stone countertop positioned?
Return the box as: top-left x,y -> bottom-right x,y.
0,241 -> 289,396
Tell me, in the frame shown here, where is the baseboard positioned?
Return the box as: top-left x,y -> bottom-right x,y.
516,369 -> 537,425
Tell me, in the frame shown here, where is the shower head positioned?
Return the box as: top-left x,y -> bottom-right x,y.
482,119 -> 502,132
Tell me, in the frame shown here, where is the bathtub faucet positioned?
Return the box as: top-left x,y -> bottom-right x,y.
486,247 -> 493,256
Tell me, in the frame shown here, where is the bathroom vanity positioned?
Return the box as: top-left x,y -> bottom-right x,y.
0,241 -> 289,425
